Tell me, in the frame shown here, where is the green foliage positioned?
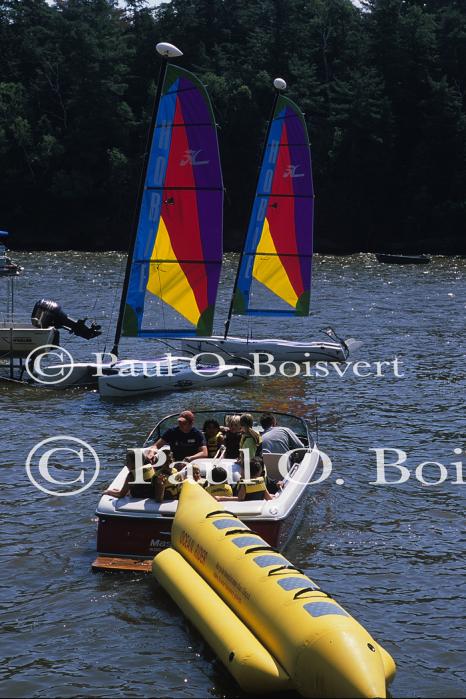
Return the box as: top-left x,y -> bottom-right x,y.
0,0 -> 465,252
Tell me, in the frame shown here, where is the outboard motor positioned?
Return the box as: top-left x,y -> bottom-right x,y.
31,299 -> 102,340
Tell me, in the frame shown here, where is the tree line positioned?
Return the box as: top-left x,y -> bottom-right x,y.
1,0 -> 465,253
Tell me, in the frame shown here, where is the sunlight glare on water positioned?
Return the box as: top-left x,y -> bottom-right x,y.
1,252 -> 465,698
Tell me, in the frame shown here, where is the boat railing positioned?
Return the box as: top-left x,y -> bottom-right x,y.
0,312 -> 37,328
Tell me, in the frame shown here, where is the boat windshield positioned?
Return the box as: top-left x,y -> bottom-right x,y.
145,409 -> 312,446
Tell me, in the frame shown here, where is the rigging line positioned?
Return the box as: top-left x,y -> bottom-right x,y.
155,337 -> 188,355
89,261 -> 102,317
103,251 -> 127,353
223,87 -> 281,340
156,263 -> 167,333
314,365 -> 319,447
104,251 -> 126,355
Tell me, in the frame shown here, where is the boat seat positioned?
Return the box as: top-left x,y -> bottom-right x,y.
263,453 -> 290,480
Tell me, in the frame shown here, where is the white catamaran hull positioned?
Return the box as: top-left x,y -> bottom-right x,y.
0,326 -> 56,359
180,336 -> 360,363
97,360 -> 251,398
31,356 -> 251,394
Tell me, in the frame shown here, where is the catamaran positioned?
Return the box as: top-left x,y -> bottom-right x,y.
181,79 -> 358,363
93,409 -> 320,569
52,43 -> 249,397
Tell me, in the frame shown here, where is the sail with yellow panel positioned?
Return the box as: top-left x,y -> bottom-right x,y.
112,58 -> 223,355
180,80 -> 353,364
228,88 -> 314,326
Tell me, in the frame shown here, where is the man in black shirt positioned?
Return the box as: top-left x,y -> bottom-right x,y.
147,410 -> 207,463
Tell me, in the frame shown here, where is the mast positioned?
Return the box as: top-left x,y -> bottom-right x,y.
223,77 -> 287,339
111,42 -> 183,358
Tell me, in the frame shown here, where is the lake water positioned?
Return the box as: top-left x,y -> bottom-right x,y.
1,252 -> 465,697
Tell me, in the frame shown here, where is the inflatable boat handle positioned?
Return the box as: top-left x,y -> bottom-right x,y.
245,545 -> 279,554
268,565 -> 304,576
225,528 -> 258,536
293,588 -> 331,600
206,510 -> 238,518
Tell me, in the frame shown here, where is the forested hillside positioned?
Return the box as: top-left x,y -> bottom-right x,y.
1,0 -> 465,252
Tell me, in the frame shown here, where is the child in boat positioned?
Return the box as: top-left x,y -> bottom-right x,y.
104,449 -> 156,499
203,419 -> 224,458
222,414 -> 242,458
239,413 -> 262,461
217,458 -> 273,502
191,465 -> 206,485
178,464 -> 206,487
153,455 -> 184,502
204,465 -> 233,498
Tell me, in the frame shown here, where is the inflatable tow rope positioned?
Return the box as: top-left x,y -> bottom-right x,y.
152,481 -> 396,698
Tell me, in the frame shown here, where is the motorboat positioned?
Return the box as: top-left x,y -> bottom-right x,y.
375,253 -> 430,264
0,234 -> 56,363
93,409 -> 320,568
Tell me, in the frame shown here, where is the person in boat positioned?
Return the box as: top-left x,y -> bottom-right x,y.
222,414 -> 242,459
176,464 -> 206,487
146,410 -> 208,464
190,465 -> 206,485
103,449 -> 157,499
204,465 -> 233,498
153,456 -> 184,502
217,458 -> 272,502
237,458 -> 273,501
239,413 -> 262,461
260,412 -> 304,454
203,419 -> 224,458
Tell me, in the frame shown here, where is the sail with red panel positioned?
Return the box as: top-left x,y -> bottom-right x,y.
117,61 -> 223,345
180,79 -> 354,363
231,89 -> 313,319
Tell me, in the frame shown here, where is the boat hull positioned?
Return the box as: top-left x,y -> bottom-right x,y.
96,508 -> 299,559
96,454 -> 314,558
97,363 -> 250,398
92,482 -> 308,570
181,336 -> 349,362
375,253 -> 430,264
30,358 -> 250,393
0,326 -> 56,359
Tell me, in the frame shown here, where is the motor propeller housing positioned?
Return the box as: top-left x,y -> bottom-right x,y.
31,299 -> 101,340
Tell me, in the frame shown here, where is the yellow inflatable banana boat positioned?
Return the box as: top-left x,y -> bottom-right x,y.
152,481 -> 396,698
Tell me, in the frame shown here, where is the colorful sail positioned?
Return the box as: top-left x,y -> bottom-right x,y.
233,95 -> 314,317
123,65 -> 223,338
